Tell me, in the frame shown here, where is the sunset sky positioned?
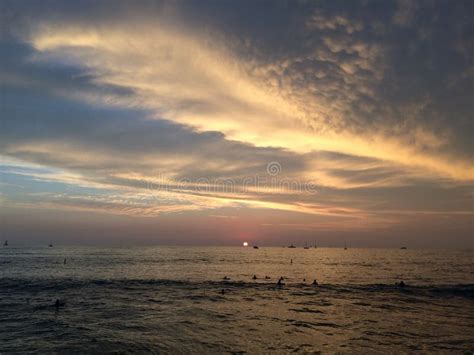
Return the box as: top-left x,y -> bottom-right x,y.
1,0 -> 472,247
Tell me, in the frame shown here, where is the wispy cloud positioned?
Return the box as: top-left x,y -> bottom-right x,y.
22,8 -> 472,180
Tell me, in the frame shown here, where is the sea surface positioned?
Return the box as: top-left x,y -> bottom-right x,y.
0,246 -> 473,353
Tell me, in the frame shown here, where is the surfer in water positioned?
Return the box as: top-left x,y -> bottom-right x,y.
252,275 -> 257,280
53,299 -> 65,308
312,279 -> 318,286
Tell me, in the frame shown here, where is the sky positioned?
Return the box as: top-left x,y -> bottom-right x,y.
0,0 -> 472,247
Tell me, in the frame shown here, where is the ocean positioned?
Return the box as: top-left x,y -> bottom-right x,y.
0,246 -> 473,353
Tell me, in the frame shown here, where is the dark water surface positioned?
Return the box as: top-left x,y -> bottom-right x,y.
1,246 -> 473,353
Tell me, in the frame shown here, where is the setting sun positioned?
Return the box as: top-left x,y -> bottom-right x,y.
243,242 -> 248,247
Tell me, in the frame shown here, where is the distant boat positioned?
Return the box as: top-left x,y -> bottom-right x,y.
288,244 -> 296,248
253,245 -> 259,249
3,240 -> 7,246
400,246 -> 407,250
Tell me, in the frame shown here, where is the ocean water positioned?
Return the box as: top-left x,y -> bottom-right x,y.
0,246 -> 473,353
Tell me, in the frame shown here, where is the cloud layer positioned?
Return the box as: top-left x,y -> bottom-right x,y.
1,0 -> 473,246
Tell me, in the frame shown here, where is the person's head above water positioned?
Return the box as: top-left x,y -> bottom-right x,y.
54,299 -> 65,308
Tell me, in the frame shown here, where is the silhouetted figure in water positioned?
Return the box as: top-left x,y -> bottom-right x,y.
220,289 -> 225,295
303,278 -> 306,282
398,280 -> 405,288
54,299 -> 65,308
265,276 -> 271,279
223,276 -> 230,280
312,279 -> 318,286
290,259 -> 293,265
276,276 -> 286,287
252,275 -> 257,280
63,259 -> 67,264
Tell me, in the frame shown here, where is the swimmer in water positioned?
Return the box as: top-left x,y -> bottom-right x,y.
252,275 -> 257,280
312,279 -> 318,286
398,280 -> 405,288
223,276 -> 230,280
277,278 -> 284,286
265,276 -> 271,279
290,259 -> 293,265
54,299 -> 65,308
220,289 -> 225,295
